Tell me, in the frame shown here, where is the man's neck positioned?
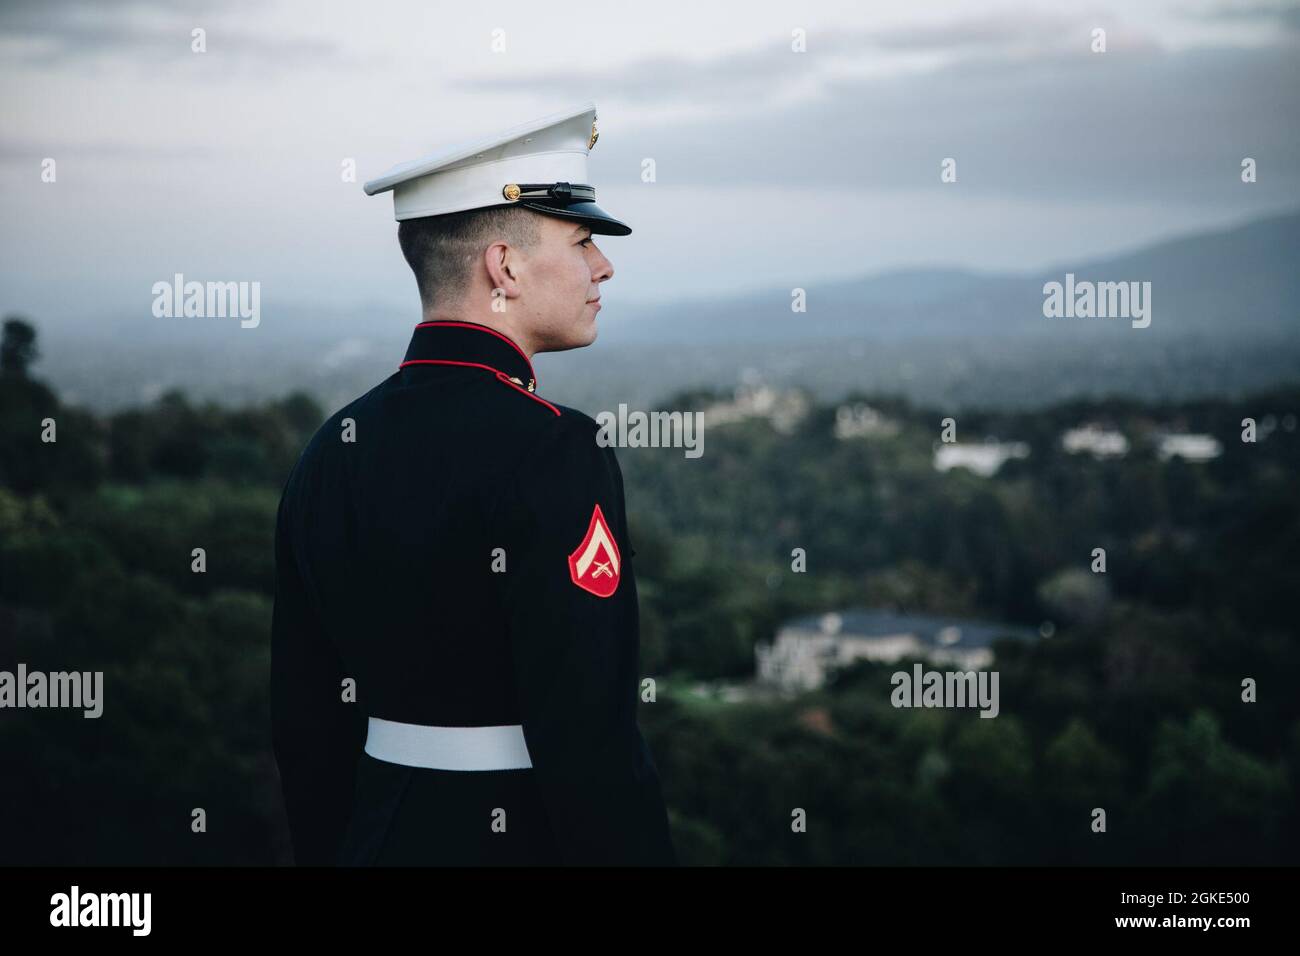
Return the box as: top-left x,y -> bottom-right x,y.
420,309 -> 536,359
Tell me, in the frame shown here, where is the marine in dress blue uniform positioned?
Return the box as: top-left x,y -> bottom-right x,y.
270,104 -> 676,866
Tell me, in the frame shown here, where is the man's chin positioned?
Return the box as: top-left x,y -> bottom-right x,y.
568,313 -> 600,348
534,322 -> 598,354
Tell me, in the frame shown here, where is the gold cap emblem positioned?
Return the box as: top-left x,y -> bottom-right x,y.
588,120 -> 598,150
502,183 -> 521,201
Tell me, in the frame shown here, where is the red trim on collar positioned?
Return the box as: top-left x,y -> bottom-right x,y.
398,358 -> 562,417
413,321 -> 537,385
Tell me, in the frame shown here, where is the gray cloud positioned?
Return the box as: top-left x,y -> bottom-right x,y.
0,0 -> 344,69
837,12 -> 1126,52
459,13 -> 1159,103
0,138 -> 220,162
1188,0 -> 1300,31
478,41 -> 1300,206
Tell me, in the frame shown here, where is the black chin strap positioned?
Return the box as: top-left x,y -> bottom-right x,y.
502,182 -> 596,204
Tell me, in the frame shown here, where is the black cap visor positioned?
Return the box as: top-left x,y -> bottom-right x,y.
517,199 -> 632,236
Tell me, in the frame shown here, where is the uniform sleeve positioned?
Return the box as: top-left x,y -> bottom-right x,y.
496,417 -> 677,866
269,483 -> 366,866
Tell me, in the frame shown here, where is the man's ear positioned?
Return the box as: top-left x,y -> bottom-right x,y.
483,241 -> 522,299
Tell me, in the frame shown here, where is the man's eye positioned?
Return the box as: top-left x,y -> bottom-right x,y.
579,237 -> 593,247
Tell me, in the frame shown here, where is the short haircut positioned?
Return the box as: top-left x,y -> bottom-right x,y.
397,206 -> 542,308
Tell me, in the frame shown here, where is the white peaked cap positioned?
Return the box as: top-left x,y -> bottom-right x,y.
363,101 -> 630,235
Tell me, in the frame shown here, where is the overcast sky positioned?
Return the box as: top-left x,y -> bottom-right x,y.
1,0 -> 1297,330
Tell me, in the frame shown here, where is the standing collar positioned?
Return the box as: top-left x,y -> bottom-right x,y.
400,321 -> 537,392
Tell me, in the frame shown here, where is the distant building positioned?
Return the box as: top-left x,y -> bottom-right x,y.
933,440 -> 1030,477
1062,424 -> 1129,459
1156,432 -> 1222,462
755,609 -> 1037,693
700,378 -> 809,434
834,402 -> 900,440
688,681 -> 754,704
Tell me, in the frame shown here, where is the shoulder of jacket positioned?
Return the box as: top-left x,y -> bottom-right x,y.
507,403 -> 612,480
299,388 -> 375,460
540,403 -> 608,445
283,379 -> 389,496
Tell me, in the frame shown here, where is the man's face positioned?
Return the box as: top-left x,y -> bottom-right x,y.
515,213 -> 614,352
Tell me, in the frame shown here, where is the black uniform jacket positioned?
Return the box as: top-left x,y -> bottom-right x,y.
270,320 -> 677,866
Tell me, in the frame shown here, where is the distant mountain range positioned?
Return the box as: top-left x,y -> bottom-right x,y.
34,210 -> 1300,413
604,209 -> 1300,345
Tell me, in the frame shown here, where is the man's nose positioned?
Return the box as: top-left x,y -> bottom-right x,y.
591,245 -> 614,282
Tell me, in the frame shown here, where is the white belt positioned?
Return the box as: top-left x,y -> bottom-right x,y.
364,716 -> 533,771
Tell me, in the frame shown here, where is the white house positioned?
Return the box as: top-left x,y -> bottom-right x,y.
755,609 -> 1035,693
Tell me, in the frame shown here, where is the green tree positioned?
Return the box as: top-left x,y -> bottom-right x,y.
1,317 -> 39,377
